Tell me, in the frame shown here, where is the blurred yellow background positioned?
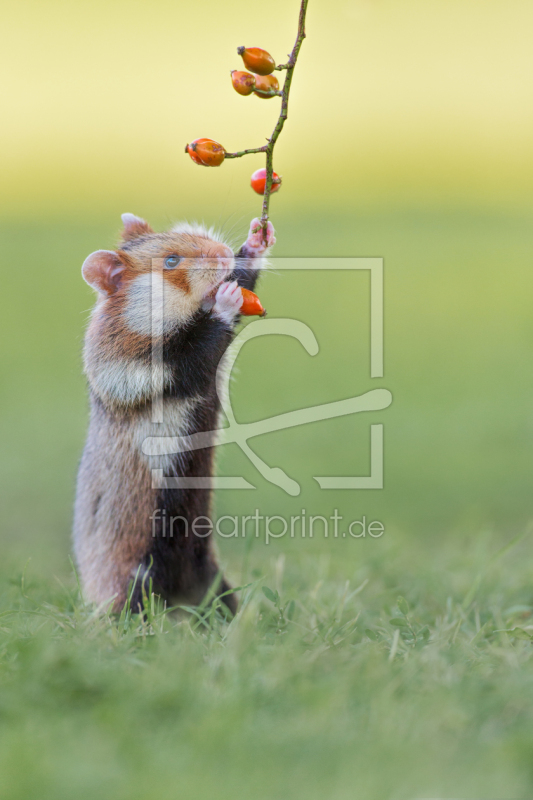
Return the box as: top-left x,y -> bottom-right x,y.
2,0 -> 532,219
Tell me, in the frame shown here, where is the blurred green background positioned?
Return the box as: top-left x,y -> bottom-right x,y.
1,0 -> 532,576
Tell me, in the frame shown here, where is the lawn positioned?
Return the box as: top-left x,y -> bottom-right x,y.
1,532 -> 533,799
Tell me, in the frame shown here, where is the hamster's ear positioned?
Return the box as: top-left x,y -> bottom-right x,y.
82,250 -> 125,296
120,213 -> 154,241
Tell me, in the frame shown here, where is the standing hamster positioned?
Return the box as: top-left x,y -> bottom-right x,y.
73,214 -> 276,614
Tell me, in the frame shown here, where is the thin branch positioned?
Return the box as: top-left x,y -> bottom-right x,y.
190,0 -> 309,240
224,146 -> 268,159
259,0 -> 309,237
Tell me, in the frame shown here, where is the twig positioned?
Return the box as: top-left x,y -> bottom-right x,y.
261,0 -> 308,237
224,145 -> 268,159
225,0 -> 309,240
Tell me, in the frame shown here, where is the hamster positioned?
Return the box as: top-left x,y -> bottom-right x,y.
73,213 -> 276,615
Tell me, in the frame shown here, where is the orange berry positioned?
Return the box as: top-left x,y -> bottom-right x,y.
250,168 -> 281,195
253,73 -> 280,99
186,138 -> 225,167
237,46 -> 276,76
231,70 -> 256,96
186,141 -> 204,165
241,287 -> 266,317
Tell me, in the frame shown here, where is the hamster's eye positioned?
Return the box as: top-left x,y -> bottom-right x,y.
164,255 -> 182,270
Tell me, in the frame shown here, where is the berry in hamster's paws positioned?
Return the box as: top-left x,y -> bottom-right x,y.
245,218 -> 276,254
213,280 -> 244,325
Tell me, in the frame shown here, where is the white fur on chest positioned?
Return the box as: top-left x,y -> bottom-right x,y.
87,356 -> 175,407
124,273 -> 196,336
133,397 -> 200,473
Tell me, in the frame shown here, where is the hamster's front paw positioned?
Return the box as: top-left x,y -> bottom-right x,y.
213,280 -> 243,325
243,218 -> 276,256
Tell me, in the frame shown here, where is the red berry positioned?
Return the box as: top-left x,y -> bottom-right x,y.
253,74 -> 280,99
186,138 -> 226,167
241,287 -> 266,317
231,70 -> 256,96
237,46 -> 276,76
250,168 -> 281,195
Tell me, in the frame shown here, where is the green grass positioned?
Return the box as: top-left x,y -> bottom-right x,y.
2,207 -> 533,797
1,530 -> 533,800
